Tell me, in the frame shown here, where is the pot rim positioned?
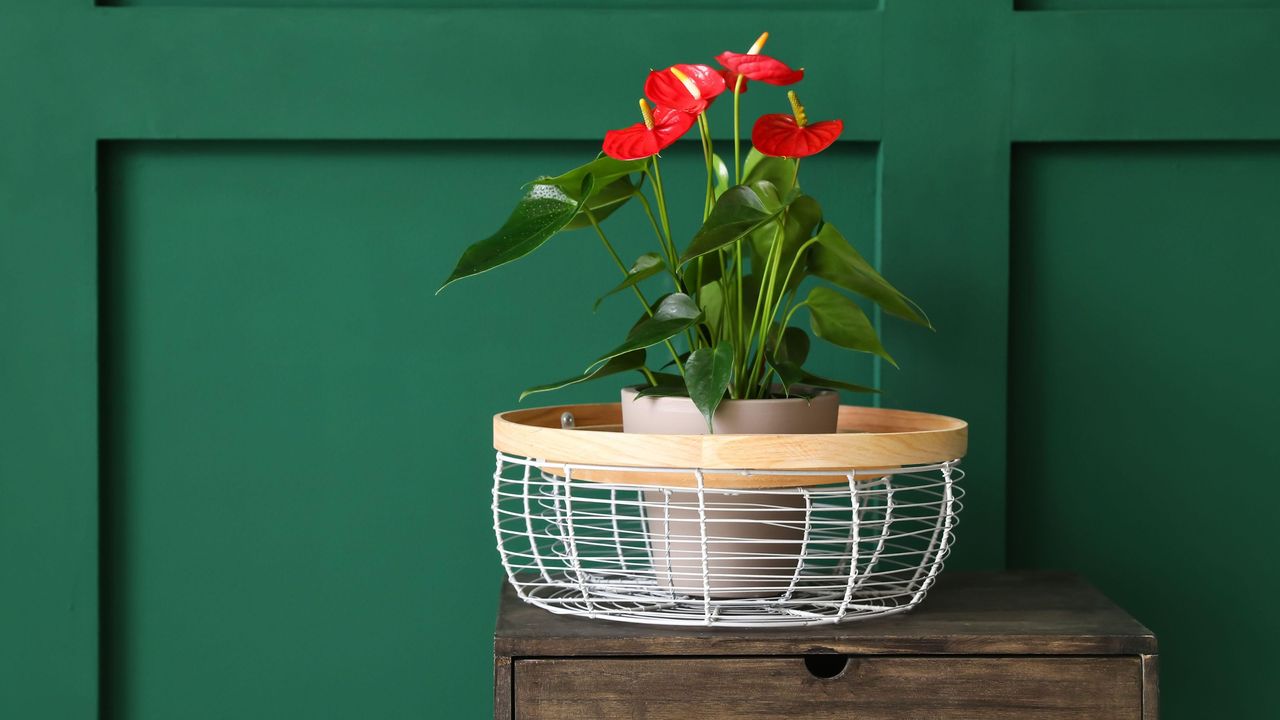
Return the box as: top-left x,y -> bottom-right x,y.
620,384 -> 838,406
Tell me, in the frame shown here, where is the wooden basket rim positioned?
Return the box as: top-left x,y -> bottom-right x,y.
493,402 -> 967,484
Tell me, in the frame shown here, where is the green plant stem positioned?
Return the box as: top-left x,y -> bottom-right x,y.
777,300 -> 809,339
645,156 -> 698,357
734,238 -> 745,388
756,240 -> 819,394
648,156 -> 675,254
732,75 -> 745,184
745,159 -> 801,395
730,75 -> 747,392
696,113 -> 715,221
635,190 -> 683,288
776,240 -> 819,300
745,221 -> 785,394
635,190 -> 665,247
586,209 -> 686,375
588,210 -> 650,312
690,255 -> 716,350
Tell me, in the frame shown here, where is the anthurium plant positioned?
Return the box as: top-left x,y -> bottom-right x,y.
439,33 -> 931,429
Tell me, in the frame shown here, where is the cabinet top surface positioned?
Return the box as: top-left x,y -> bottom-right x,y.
494,572 -> 1155,657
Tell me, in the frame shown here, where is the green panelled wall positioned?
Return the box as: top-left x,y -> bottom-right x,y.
1,1 -> 1276,718
94,139 -> 877,718
1009,143 -> 1280,718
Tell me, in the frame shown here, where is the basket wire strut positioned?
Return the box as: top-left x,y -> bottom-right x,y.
492,453 -> 964,627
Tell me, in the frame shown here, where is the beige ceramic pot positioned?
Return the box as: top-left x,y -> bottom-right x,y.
620,386 -> 839,599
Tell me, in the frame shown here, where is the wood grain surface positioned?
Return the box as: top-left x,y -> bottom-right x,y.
495,572 -> 1156,658
514,656 -> 1143,720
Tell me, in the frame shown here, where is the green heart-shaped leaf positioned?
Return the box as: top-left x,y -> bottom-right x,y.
712,154 -> 731,199
752,194 -> 822,299
681,185 -> 785,266
681,253 -> 725,295
795,368 -> 879,394
647,370 -> 685,386
594,253 -> 665,310
811,223 -> 932,329
437,175 -> 594,292
589,293 -> 702,369
533,155 -> 647,198
774,325 -> 811,366
765,345 -> 879,396
633,384 -> 690,399
767,356 -> 806,395
743,147 -> 767,180
765,327 -> 809,395
563,176 -> 638,231
519,349 -> 646,401
748,179 -> 783,211
745,152 -> 798,196
685,341 -> 735,432
806,286 -> 897,367
696,280 -> 725,338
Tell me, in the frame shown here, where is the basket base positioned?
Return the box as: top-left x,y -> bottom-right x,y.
511,576 -> 928,627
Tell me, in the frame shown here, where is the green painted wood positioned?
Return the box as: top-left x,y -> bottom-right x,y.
91,140 -> 876,720
3,0 -> 1273,717
1019,0 -> 1278,9
95,141 -> 593,718
1009,142 -> 1280,719
81,9 -> 882,140
107,0 -> 876,7
879,0 -> 1012,570
1014,10 -> 1280,140
0,124 -> 100,720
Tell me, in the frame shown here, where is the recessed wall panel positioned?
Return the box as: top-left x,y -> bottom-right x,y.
98,140 -> 878,719
1009,142 -> 1280,719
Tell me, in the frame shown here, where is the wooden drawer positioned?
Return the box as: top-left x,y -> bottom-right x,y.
514,656 -> 1143,720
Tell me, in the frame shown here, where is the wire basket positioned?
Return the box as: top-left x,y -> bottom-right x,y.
491,403 -> 967,627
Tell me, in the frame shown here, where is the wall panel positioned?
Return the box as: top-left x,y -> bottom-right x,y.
96,140 -> 879,718
1009,142 -> 1280,719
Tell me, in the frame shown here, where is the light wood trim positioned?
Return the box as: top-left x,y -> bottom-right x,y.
493,403 -> 966,488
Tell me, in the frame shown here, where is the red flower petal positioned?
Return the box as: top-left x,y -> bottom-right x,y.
751,114 -> 843,158
603,124 -> 661,161
716,51 -> 804,86
650,105 -> 698,144
603,106 -> 697,161
720,68 -> 749,94
644,64 -> 727,114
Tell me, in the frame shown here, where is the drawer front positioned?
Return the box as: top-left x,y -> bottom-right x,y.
514,656 -> 1143,720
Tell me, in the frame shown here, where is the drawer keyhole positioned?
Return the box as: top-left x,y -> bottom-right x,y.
804,654 -> 849,679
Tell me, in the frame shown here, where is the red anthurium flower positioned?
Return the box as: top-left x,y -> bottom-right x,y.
719,68 -> 747,94
603,99 -> 697,161
644,64 -> 726,115
716,32 -> 804,88
751,91 -> 843,158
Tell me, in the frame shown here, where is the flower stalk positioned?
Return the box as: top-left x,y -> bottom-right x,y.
440,33 -> 929,410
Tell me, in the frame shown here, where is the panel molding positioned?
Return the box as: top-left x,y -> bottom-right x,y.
1014,9 -> 1280,140
101,0 -> 877,8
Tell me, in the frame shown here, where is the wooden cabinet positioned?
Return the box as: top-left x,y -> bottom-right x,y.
495,572 -> 1157,719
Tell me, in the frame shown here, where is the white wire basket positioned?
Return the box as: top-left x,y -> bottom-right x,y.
491,403 -> 967,628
